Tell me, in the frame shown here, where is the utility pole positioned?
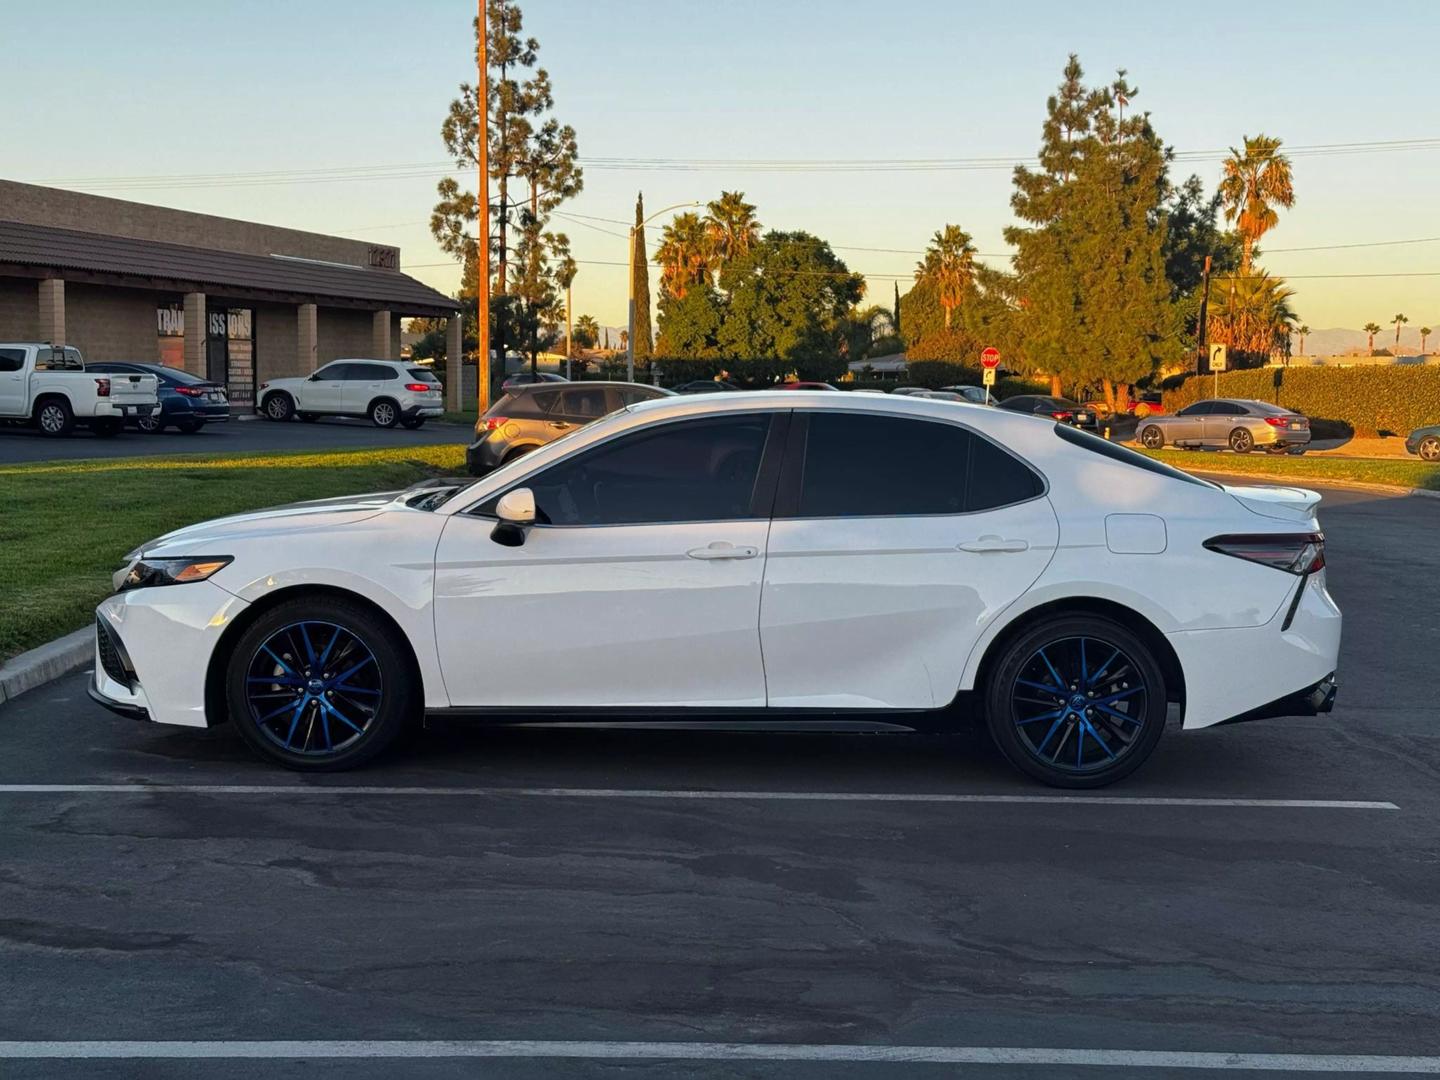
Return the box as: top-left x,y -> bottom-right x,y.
475,0 -> 492,414
493,0 -> 508,394
1195,254 -> 1212,377
626,212 -> 637,383
565,279 -> 573,380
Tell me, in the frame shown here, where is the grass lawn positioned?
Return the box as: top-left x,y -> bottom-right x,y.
0,444 -> 466,662
1139,448 -> 1440,491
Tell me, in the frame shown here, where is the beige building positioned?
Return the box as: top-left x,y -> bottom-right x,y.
0,180 -> 463,409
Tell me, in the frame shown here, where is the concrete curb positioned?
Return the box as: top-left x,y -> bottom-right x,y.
0,628 -> 92,707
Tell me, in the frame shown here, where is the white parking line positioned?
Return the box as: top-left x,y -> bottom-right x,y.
0,1040 -> 1436,1070
0,784 -> 1400,809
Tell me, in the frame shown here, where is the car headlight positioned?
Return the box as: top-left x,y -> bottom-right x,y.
119,556 -> 233,592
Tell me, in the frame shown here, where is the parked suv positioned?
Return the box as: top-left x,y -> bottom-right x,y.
257,360 -> 443,428
466,381 -> 673,475
1138,398 -> 1311,454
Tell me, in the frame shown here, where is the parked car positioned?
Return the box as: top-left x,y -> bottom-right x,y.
501,371 -> 567,390
1406,424 -> 1440,462
940,385 -> 993,405
87,362 -> 228,434
1137,399 -> 1311,455
93,391 -> 1340,789
0,342 -> 158,437
888,386 -> 930,396
775,381 -> 838,390
1129,391 -> 1165,419
466,380 -> 673,475
257,360 -> 443,429
998,395 -> 1100,429
674,380 -> 740,394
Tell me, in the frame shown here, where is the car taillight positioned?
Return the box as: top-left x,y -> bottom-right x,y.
175,386 -> 204,397
94,378 -> 110,397
405,382 -> 433,392
1263,416 -> 1287,427
482,416 -> 508,431
1051,410 -> 1072,420
1204,533 -> 1325,575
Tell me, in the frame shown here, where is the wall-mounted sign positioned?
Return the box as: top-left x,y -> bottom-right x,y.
368,245 -> 399,270
157,305 -> 185,336
208,310 -> 252,341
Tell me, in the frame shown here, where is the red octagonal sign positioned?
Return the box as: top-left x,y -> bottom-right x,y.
980,346 -> 1002,370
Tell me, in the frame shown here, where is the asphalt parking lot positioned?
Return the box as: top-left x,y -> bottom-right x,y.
0,483 -> 1437,1078
0,415 -> 467,464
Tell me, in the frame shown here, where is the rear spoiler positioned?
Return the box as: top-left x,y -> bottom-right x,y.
1221,483 -> 1323,524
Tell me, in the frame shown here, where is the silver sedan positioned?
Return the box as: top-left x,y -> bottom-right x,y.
1137,398 -> 1311,454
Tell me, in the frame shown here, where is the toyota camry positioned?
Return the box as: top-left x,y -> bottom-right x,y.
90,392 -> 1341,788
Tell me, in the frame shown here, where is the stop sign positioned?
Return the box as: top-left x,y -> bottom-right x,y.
980,347 -> 1001,370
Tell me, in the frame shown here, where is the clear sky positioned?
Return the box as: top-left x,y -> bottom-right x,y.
5,0 -> 1439,333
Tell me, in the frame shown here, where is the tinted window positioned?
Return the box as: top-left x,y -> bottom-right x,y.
163,366 -> 210,385
1244,400 -> 1290,416
793,413 -> 1041,517
407,368 -> 440,383
1053,424 -> 1215,489
1211,400 -> 1241,414
559,387 -> 609,419
1178,401 -> 1213,416
618,386 -> 664,406
524,388 -> 562,417
496,415 -> 772,526
348,363 -> 396,381
0,348 -> 24,372
35,347 -> 83,371
313,363 -> 348,381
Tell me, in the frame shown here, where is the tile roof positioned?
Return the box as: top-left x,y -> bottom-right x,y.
0,219 -> 458,314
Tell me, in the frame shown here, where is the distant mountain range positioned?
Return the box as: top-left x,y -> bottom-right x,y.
1297,323 -> 1440,357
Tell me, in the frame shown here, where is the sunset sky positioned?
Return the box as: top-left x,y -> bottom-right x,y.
7,0 -> 1439,332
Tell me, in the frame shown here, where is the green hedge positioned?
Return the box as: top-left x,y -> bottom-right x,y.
1161,365 -> 1440,436
906,361 -> 1049,400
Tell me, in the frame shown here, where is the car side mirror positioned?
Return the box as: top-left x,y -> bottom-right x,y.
490,487 -> 536,547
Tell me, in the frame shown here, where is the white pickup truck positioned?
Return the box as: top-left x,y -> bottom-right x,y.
0,343 -> 159,436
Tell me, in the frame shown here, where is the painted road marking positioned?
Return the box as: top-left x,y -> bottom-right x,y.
0,784 -> 1399,809
0,1041 -> 1435,1070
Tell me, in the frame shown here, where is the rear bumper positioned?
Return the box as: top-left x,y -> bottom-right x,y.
1215,673 -> 1337,726
92,402 -> 158,418
466,437 -> 503,476
402,403 -> 444,420
1257,427 -> 1312,447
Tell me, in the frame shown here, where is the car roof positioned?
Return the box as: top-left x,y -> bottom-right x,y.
508,380 -> 672,394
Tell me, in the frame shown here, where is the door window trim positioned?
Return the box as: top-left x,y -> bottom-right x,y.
771,409 -> 1048,521
461,410 -> 792,528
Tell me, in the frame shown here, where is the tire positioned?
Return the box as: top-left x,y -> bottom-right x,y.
401,417 -> 426,430
1228,427 -> 1254,454
136,413 -> 166,434
263,392 -> 294,422
1139,424 -> 1164,450
984,615 -> 1167,789
1420,436 -> 1440,462
34,397 -> 74,437
298,412 -> 319,423
501,445 -> 534,465
369,398 -> 400,428
92,418 -> 123,438
176,419 -> 204,434
225,596 -> 417,772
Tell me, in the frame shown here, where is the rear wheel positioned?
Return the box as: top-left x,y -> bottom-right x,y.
1139,425 -> 1164,450
176,419 -> 204,434
985,615 -> 1167,788
501,445 -> 534,465
136,413 -> 166,434
369,399 -> 399,428
1420,436 -> 1440,462
263,393 -> 294,422
34,398 -> 74,437
1228,427 -> 1254,454
225,598 -> 417,771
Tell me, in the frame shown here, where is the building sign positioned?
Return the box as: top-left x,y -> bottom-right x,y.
210,309 -> 252,341
368,245 -> 399,270
157,305 -> 185,336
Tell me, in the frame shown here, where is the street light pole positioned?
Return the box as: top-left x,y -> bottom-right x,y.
626,200 -> 701,384
475,0 -> 492,415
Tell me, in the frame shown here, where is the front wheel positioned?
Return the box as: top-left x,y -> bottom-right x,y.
263,393 -> 294,422
369,399 -> 399,428
1228,427 -> 1254,454
1420,436 -> 1440,462
1139,425 -> 1164,450
225,598 -> 417,771
985,616 -> 1167,788
35,398 -> 75,437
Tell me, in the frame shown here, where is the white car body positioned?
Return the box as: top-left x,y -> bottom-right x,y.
92,392 -> 1341,782
0,343 -> 159,430
256,359 -> 443,425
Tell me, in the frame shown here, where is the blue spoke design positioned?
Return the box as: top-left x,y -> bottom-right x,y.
282,701 -> 306,748
323,699 -> 365,735
248,675 -> 304,687
1018,677 -> 1065,696
1034,714 -> 1067,756
261,646 -> 295,675
1076,723 -> 1086,767
331,656 -> 375,685
1093,687 -> 1143,708
332,683 -> 380,696
1037,648 -> 1066,691
1017,708 -> 1064,727
255,699 -> 302,725
247,621 -> 380,756
319,627 -> 342,669
1080,638 -> 1088,683
319,708 -> 332,751
1096,703 -> 1143,726
1082,719 -> 1116,760
299,624 -> 317,665
1012,636 -> 1148,773
1087,648 -> 1121,688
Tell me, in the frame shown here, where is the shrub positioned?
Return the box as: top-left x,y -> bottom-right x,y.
1160,365 -> 1440,436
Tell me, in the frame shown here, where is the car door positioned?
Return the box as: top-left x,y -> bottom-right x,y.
302,362 -> 351,412
343,362 -> 395,415
433,411 -> 784,709
760,410 -> 1058,710
1202,400 -> 1242,444
0,348 -> 29,415
1168,401 -> 1212,442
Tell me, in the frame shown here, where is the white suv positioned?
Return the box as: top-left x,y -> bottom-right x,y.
257,360 -> 444,428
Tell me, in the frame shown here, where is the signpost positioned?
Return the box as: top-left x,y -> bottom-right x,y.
1208,342 -> 1227,398
980,347 -> 1001,403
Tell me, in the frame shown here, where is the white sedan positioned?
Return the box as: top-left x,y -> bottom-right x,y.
90,392 -> 1341,787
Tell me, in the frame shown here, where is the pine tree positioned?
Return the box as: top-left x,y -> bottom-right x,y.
631,193 -> 654,362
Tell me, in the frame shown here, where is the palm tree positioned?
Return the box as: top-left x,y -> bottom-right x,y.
1422,326 -> 1432,355
653,212 -> 712,300
840,305 -> 892,362
703,191 -> 760,280
1296,324 -> 1310,355
1363,322 -> 1381,354
915,225 -> 978,329
1393,312 -> 1409,352
573,314 -> 600,350
1210,272 -> 1298,363
1219,135 -> 1296,273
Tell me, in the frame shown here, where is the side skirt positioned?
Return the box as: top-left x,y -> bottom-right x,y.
422,701 -> 978,735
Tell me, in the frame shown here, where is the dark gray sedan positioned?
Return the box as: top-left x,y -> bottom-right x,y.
1137,398 -> 1311,454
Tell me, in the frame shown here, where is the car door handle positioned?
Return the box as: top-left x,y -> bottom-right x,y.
957,535 -> 1030,554
687,541 -> 759,561
548,421 -> 571,429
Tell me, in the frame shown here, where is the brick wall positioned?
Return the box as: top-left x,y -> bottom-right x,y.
254,302 -> 302,381
0,278 -> 38,340
317,308 -> 376,364
66,283 -> 164,361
